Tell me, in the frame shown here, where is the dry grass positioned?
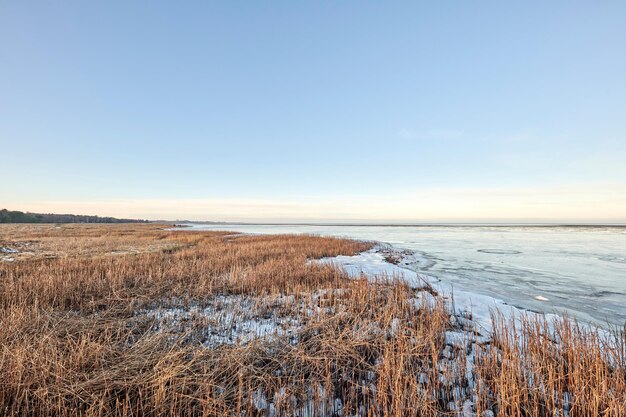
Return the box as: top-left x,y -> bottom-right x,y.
474,313 -> 625,417
0,224 -> 623,416
0,223 -> 190,261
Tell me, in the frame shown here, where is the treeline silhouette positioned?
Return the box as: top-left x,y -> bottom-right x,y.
0,209 -> 148,224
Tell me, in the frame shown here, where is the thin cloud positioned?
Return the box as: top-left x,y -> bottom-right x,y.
11,183 -> 626,223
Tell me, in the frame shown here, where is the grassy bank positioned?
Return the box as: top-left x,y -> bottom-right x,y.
0,224 -> 624,416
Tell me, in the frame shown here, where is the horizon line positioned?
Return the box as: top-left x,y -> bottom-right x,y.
177,221 -> 626,227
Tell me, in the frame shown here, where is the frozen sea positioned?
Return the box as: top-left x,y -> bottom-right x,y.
183,224 -> 626,327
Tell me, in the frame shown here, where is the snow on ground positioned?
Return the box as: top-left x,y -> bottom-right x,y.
135,294 -> 303,347
0,246 -> 18,262
316,249 -> 427,289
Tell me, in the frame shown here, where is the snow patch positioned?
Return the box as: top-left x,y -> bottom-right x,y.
315,248 -> 433,291
136,294 -> 303,347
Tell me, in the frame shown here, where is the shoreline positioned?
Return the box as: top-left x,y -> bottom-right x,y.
175,221 -> 626,228
178,223 -> 626,328
173,222 -> 620,337
315,244 -> 589,338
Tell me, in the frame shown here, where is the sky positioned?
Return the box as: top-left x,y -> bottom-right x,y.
1,1 -> 625,223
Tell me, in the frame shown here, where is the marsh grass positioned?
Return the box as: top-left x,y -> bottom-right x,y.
0,224 -> 623,416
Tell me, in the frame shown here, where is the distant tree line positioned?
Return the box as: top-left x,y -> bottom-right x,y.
0,209 -> 148,224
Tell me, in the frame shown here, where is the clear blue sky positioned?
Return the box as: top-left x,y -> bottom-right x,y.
1,1 -> 625,222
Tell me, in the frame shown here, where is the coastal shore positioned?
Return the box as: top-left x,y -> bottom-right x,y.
0,224 -> 623,416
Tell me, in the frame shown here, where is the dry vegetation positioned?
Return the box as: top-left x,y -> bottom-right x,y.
0,224 -> 624,416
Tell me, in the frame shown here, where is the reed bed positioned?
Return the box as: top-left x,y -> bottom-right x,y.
0,224 -> 623,416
